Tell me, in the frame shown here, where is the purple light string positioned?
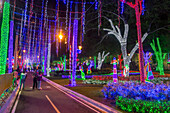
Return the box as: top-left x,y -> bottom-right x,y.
39,0 -> 44,63
42,0 -> 48,69
82,1 -> 86,41
68,1 -> 72,51
53,0 -> 58,42
71,19 -> 78,86
44,27 -> 48,75
63,0 -> 66,4
22,0 -> 28,62
28,25 -> 32,64
121,0 -> 124,15
8,20 -> 14,73
32,13 -> 36,62
65,0 -> 69,30
95,0 -> 98,10
142,0 -> 145,15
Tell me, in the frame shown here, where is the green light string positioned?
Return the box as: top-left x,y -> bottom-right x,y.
116,96 -> 170,112
0,2 -> 10,75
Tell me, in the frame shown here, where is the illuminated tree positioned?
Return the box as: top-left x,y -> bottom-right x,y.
97,51 -> 110,70
0,1 -> 10,75
104,19 -> 148,77
150,38 -> 166,75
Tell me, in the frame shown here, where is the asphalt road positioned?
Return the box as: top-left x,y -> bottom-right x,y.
14,72 -> 101,113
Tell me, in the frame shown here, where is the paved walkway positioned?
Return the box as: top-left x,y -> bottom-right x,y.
14,72 -> 100,113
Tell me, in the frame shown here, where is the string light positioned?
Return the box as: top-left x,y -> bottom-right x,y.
142,0 -> 145,15
0,2 -> 10,75
121,0 -> 124,14
47,22 -> 51,77
95,0 -> 98,10
67,3 -> 72,51
82,1 -> 86,41
8,21 -> 14,73
56,0 -> 60,56
65,0 -> 69,30
32,13 -> 36,62
39,0 -> 44,63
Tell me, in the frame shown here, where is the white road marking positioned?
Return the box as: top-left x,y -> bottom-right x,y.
11,90 -> 22,113
45,95 -> 60,113
48,83 -> 101,113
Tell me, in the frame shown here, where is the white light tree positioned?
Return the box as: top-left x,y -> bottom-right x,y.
103,18 -> 148,77
97,51 -> 110,70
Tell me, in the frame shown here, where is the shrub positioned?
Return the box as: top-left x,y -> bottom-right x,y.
116,96 -> 170,113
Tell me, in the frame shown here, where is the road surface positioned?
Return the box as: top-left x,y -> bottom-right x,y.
14,72 -> 103,113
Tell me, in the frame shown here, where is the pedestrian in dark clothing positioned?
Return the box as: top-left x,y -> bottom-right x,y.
33,71 -> 38,89
37,71 -> 42,90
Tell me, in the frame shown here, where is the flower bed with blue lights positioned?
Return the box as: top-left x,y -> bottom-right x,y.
102,81 -> 170,101
102,81 -> 170,112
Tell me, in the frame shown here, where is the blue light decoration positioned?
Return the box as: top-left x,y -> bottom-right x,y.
19,11 -> 24,51
32,13 -> 36,62
8,20 -> 14,73
44,27 -> 48,75
71,2 -> 78,86
95,0 -> 98,10
63,0 -> 66,4
56,18 -> 60,56
82,1 -> 86,41
67,1 -> 72,51
42,0 -> 48,71
0,1 -> 10,75
65,0 -> 69,30
142,0 -> 145,15
56,0 -> 60,56
53,0 -> 58,43
121,0 -> 124,14
39,0 -> 45,64
28,25 -> 32,65
22,0 -> 28,64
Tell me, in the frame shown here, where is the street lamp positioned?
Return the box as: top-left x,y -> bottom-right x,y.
59,34 -> 63,40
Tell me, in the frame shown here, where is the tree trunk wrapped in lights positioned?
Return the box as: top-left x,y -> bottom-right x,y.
0,1 -> 10,75
47,23 -> 51,77
97,51 -> 110,70
150,38 -> 166,75
8,20 -> 14,73
104,18 -> 148,77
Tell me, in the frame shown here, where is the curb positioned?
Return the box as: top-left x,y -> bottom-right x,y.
0,84 -> 20,113
43,77 -> 121,113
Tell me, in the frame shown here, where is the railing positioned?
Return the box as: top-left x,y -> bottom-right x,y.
0,73 -> 13,96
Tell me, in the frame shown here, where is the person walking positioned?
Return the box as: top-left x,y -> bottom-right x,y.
12,70 -> 18,87
20,69 -> 27,90
37,71 -> 42,90
32,71 -> 38,89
